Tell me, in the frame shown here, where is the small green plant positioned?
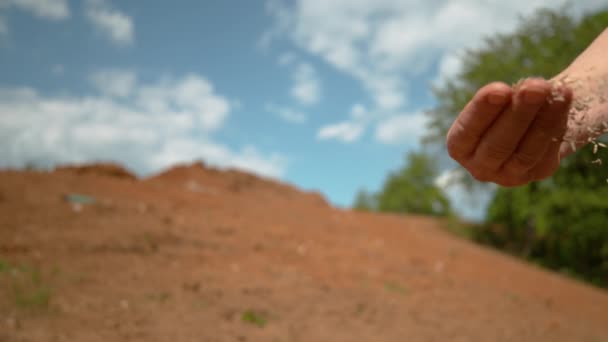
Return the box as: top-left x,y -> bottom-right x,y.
0,259 -> 53,310
192,299 -> 209,309
384,282 -> 408,295
142,233 -> 160,254
355,303 -> 366,315
145,292 -> 170,302
0,259 -> 10,273
14,285 -> 52,309
506,292 -> 521,303
241,310 -> 267,328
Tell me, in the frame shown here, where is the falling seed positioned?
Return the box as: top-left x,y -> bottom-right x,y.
553,73 -> 608,177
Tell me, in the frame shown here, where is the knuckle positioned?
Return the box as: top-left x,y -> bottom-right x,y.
447,139 -> 465,160
533,116 -> 566,137
478,143 -> 512,165
511,113 -> 536,129
481,81 -> 511,95
474,156 -> 501,172
533,115 -> 568,141
533,116 -> 559,131
446,121 -> 475,160
508,151 -> 539,170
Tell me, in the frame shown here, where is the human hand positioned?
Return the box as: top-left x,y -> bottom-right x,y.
446,78 -> 573,187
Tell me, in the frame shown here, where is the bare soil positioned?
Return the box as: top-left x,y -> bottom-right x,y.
1,162 -> 607,342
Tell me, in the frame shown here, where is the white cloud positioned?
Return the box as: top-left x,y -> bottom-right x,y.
89,69 -> 136,98
317,121 -> 364,143
291,62 -> 321,106
278,51 -> 297,66
434,51 -> 464,86
273,53 -> 321,124
316,103 -> 370,143
350,103 -> 366,119
9,0 -> 69,20
434,168 -> 465,189
0,72 -> 287,179
85,0 -> 134,46
375,112 -> 430,145
0,0 -> 69,34
361,73 -> 405,111
434,168 -> 495,221
266,103 -> 307,124
265,0 -> 608,142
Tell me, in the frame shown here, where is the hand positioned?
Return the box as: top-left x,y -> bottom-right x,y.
446,78 -> 573,187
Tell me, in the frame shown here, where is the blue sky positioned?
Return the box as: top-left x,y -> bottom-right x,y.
1,0 -> 605,220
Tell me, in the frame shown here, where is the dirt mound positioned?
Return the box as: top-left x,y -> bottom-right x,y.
1,163 -> 607,342
56,162 -> 137,180
149,161 -> 329,207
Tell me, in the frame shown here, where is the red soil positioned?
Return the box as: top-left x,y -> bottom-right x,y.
1,162 -> 607,341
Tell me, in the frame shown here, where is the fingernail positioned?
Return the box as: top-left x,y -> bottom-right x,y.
487,93 -> 508,105
523,89 -> 546,104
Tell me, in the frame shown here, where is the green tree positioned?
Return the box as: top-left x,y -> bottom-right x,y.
426,6 -> 608,287
353,189 -> 377,211
353,151 -> 450,217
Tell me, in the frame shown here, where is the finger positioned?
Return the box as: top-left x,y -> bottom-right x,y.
473,78 -> 552,171
528,141 -> 562,181
559,142 -> 573,158
446,82 -> 512,161
501,86 -> 573,174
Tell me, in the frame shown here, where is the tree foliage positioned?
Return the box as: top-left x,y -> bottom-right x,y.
353,151 -> 450,217
427,6 -> 608,287
352,189 -> 376,211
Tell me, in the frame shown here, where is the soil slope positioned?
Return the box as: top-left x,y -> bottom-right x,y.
1,162 -> 607,342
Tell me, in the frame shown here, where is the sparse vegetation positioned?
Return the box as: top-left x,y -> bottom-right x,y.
384,282 -> 408,295
146,292 -> 170,302
241,310 -> 268,328
0,259 -> 53,310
